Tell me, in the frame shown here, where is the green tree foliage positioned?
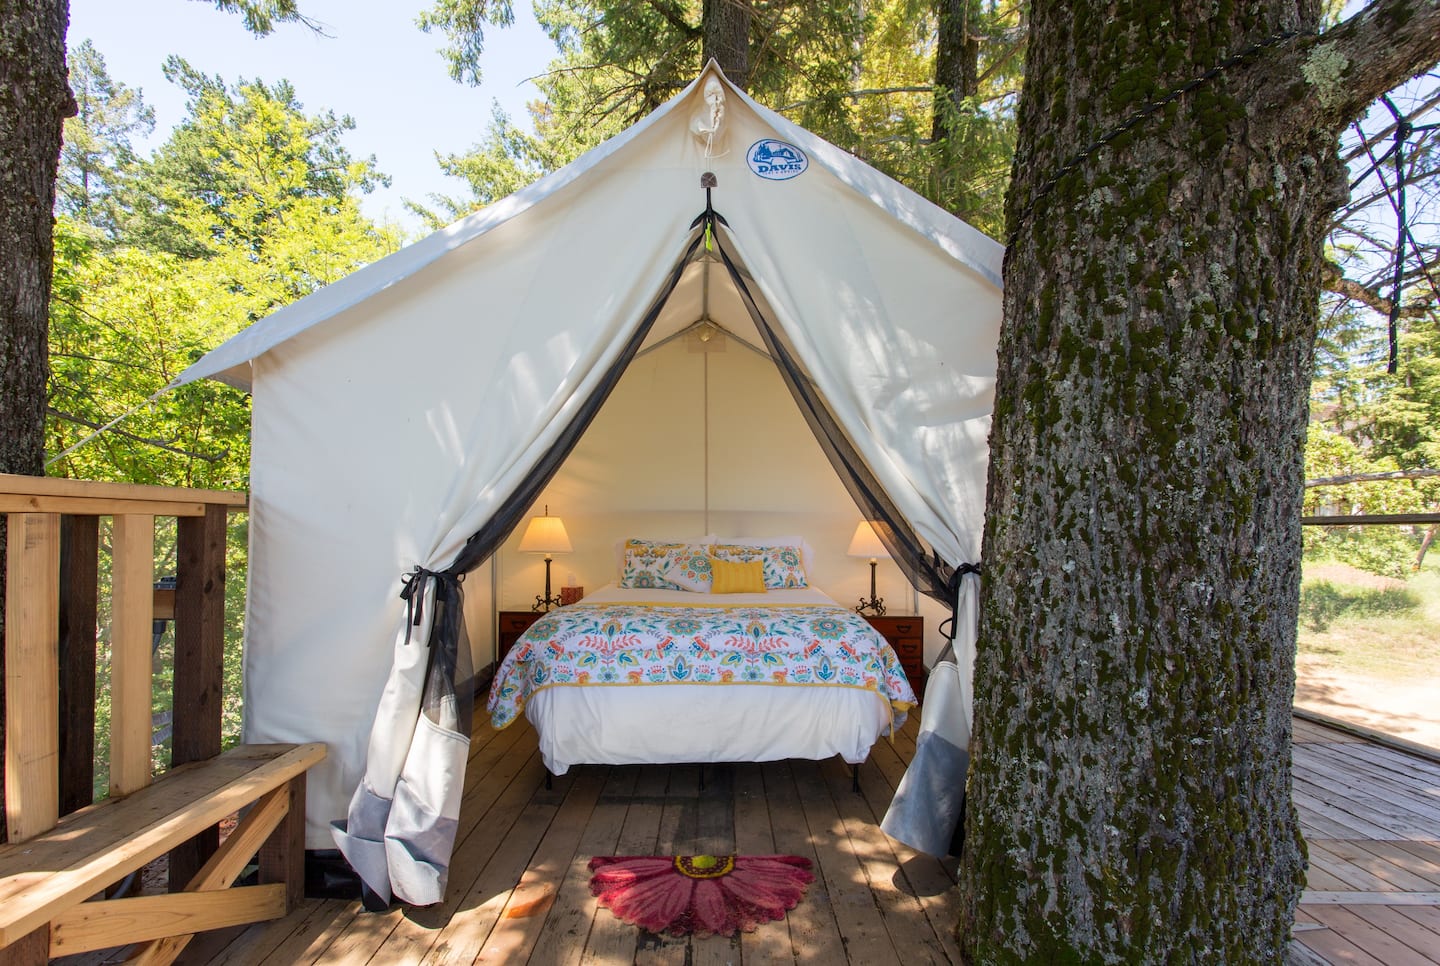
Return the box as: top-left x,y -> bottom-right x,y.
203,0 -> 321,36
128,57 -> 389,259
412,0 -> 1022,234
1303,422 -> 1438,577
47,57 -> 402,489
58,40 -> 155,240
1302,76 -> 1439,576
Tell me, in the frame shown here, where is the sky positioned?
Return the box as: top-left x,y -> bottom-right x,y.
67,0 -> 559,234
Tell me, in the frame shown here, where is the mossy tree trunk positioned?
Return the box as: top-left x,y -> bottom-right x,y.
702,0 -> 751,90
0,0 -> 74,843
958,0 -> 1440,960
931,0 -> 981,142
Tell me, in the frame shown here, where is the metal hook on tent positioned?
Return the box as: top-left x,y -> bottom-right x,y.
689,173 -> 729,232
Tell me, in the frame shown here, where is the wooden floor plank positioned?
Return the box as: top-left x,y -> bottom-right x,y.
1292,751 -> 1440,838
1295,923 -> 1392,966
473,767 -> 608,964
690,765 -> 741,966
761,760 -> 848,965
1292,782 -> 1408,841
633,768 -> 694,966
404,749 -> 551,964
853,755 -> 963,962
192,711 -> 1440,966
1328,839 -> 1440,892
1300,744 -> 1440,803
1344,905 -> 1440,964
791,758 -> 896,964
580,767 -> 665,965
529,766 -> 636,966
1334,743 -> 1440,788
207,898 -> 348,966
734,762 -> 795,965
1305,905 -> 1440,966
377,726 -> 547,964
820,758 -> 953,965
417,758 -> 559,966
1307,840 -> 1403,893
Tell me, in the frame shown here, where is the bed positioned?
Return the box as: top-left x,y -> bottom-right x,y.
486,578 -> 917,776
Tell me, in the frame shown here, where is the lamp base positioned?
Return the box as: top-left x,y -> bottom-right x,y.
854,596 -> 887,617
532,556 -> 564,612
532,593 -> 563,613
854,558 -> 885,616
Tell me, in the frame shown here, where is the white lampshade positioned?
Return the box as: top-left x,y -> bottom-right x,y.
847,521 -> 890,559
518,513 -> 572,555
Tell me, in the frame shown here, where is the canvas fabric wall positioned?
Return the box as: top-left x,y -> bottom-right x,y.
187,68 -> 1003,847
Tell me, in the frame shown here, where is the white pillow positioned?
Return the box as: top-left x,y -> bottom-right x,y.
613,534 -> 716,579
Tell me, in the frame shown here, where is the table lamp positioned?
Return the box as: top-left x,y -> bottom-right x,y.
848,521 -> 890,616
518,506 -> 572,612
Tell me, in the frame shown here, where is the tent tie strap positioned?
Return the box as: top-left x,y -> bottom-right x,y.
399,566 -> 464,644
938,562 -> 983,642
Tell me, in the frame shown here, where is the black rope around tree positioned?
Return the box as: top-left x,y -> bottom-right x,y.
1007,29 -> 1308,246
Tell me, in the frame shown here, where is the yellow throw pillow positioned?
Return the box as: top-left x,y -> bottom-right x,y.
709,557 -> 766,594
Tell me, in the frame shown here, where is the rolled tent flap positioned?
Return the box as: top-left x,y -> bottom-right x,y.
333,571 -> 474,906
881,572 -> 979,856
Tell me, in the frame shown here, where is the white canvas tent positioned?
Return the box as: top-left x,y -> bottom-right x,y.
173,64 -> 1002,903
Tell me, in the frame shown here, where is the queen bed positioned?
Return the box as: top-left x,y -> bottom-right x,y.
486,540 -> 916,774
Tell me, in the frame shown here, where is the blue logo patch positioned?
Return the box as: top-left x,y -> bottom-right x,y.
747,139 -> 808,180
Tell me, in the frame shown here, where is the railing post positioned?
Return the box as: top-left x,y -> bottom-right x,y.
58,515 -> 100,816
5,513 -> 61,843
109,514 -> 155,798
169,502 -> 227,890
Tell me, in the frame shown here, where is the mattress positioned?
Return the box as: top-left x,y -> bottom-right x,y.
487,584 -> 916,774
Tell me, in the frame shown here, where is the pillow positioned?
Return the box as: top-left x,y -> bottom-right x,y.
613,534 -> 716,579
709,557 -> 766,594
619,540 -> 714,592
710,543 -> 808,589
711,535 -> 814,573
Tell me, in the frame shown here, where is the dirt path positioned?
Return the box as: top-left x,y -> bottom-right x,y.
1295,656 -> 1440,751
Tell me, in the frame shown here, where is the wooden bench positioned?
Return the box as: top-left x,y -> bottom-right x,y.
0,742 -> 325,965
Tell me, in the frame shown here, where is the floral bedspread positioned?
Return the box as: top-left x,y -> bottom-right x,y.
487,602 -> 916,730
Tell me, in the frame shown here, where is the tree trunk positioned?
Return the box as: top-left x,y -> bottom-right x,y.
957,0 -> 1440,960
1417,522 -> 1439,571
932,0 -> 980,143
0,0 -> 74,844
702,0 -> 751,91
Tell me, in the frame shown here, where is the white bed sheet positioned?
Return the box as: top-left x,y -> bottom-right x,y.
521,584 -> 897,774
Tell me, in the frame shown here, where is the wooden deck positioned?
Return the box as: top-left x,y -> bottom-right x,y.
56,712 -> 1438,965
1289,716 -> 1440,965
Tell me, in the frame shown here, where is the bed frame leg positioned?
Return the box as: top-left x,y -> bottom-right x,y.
699,764 -> 706,790
545,770 -> 553,791
852,764 -> 861,793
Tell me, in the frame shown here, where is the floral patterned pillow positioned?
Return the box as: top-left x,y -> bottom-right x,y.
709,543 -> 808,589
619,540 -> 714,592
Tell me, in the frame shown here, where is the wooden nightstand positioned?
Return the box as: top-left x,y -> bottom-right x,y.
865,614 -> 925,701
497,610 -> 544,662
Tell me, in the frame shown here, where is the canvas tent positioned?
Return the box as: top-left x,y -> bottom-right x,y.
172,64 -> 1003,903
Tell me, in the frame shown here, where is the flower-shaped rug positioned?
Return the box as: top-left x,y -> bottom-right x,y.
588,854 -> 814,937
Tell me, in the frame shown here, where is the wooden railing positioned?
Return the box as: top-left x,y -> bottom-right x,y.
1,473 -> 247,886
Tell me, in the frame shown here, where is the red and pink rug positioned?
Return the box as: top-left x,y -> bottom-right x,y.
588,854 -> 814,937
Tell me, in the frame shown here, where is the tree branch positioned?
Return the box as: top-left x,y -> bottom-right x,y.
1307,469 -> 1440,487
47,406 -> 226,461
1252,0 -> 1440,140
1321,259 -> 1432,317
643,0 -> 699,38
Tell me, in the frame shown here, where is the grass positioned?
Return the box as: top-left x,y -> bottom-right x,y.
1297,557 -> 1440,680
